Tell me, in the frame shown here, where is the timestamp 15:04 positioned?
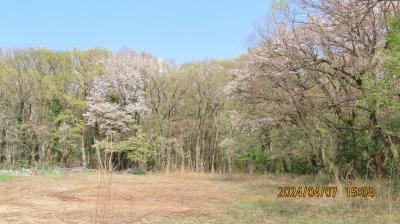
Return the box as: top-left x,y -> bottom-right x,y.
277,186 -> 375,198
345,186 -> 375,198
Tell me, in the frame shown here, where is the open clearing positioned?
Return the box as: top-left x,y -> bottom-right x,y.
0,172 -> 399,224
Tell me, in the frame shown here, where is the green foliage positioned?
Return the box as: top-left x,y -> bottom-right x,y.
387,17 -> 400,76
0,173 -> 16,182
289,156 -> 313,175
336,127 -> 377,176
48,123 -> 81,165
106,90 -> 121,103
113,130 -> 155,163
238,147 -> 267,171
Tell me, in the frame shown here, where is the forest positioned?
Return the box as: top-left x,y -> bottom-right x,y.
0,0 -> 399,183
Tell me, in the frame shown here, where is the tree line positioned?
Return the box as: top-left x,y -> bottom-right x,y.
0,0 -> 399,180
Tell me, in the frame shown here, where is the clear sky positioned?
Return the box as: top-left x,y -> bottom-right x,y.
0,0 -> 271,64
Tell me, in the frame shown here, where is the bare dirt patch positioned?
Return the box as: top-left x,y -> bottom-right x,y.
0,173 -> 258,223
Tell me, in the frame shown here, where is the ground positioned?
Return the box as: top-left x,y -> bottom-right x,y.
0,172 -> 399,224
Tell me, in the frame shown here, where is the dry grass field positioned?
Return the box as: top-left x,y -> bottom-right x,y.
0,172 -> 399,224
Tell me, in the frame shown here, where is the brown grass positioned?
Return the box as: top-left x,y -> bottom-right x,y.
0,172 -> 398,223
0,172 -> 257,223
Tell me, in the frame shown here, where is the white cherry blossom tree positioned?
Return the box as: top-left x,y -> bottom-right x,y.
84,50 -> 160,170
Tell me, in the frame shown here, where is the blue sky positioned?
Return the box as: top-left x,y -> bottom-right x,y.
0,0 -> 271,63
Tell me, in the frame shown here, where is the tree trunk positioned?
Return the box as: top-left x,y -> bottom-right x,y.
5,131 -> 11,164
227,152 -> 232,173
81,136 -> 87,167
108,134 -> 113,171
187,145 -> 192,172
211,129 -> 219,173
166,147 -> 170,173
180,139 -> 185,172
211,153 -> 215,173
319,146 -> 325,170
195,133 -> 201,172
95,136 -> 103,171
387,136 -> 398,162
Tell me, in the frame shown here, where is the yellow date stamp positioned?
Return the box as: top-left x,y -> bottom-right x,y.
277,186 -> 337,198
277,186 -> 375,198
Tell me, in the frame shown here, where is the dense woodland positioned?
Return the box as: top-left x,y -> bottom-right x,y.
0,0 -> 399,180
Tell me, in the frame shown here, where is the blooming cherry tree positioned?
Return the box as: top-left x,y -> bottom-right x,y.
85,51 -> 156,136
84,50 -> 160,169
